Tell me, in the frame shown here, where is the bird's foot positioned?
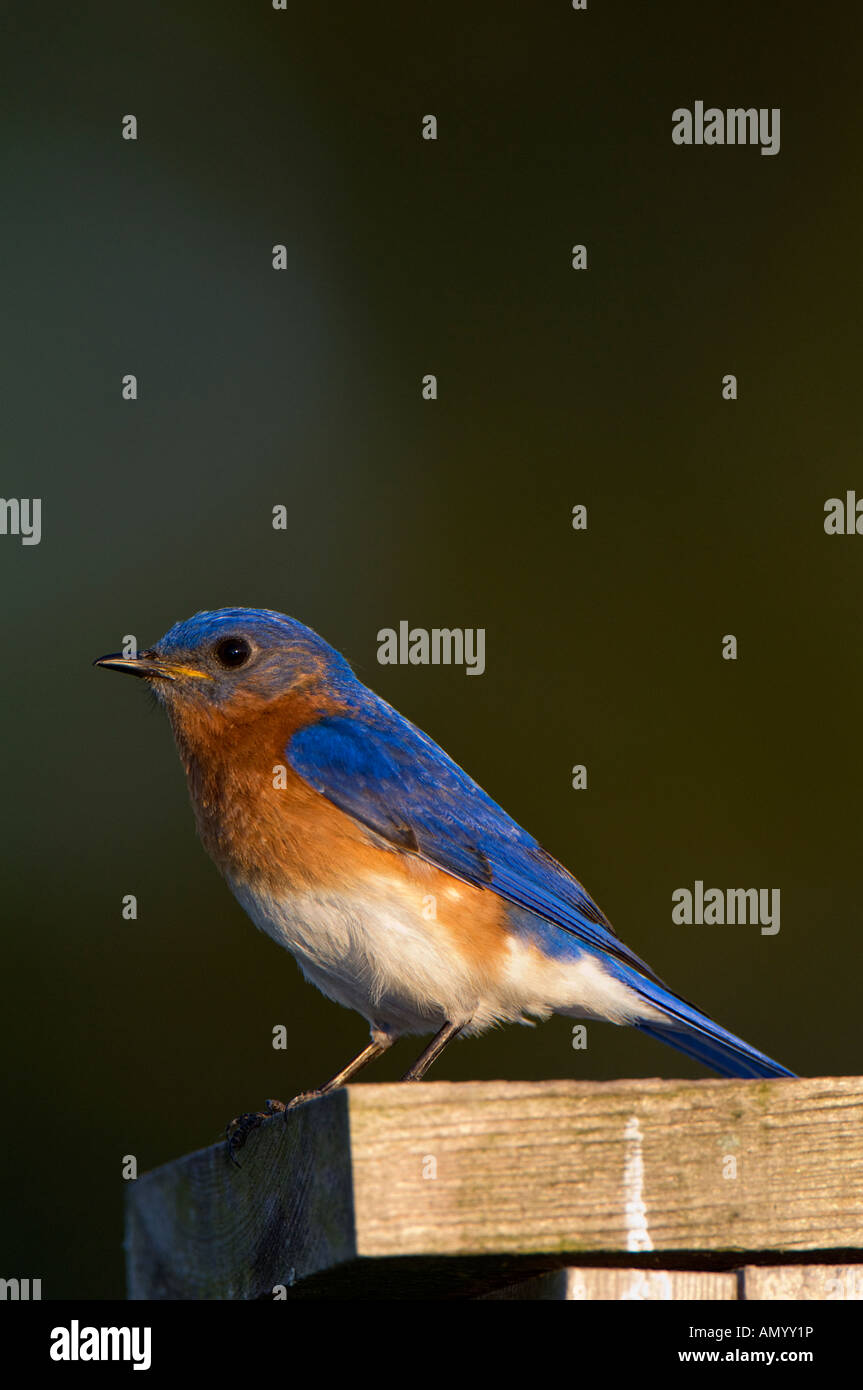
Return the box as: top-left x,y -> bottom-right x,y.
284,1088 -> 326,1111
225,1098 -> 287,1166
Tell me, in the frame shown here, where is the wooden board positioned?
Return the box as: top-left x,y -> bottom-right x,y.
125,1077 -> 863,1299
483,1264 -> 863,1299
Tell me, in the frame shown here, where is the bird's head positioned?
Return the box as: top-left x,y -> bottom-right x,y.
94,607 -> 355,714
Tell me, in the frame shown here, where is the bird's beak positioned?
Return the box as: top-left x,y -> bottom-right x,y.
93,651 -> 212,682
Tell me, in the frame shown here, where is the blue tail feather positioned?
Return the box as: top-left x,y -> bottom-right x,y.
630,977 -> 795,1079
635,1020 -> 794,1079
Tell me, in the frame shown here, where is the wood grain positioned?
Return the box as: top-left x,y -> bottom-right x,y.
481,1268 -> 739,1299
125,1077 -> 863,1299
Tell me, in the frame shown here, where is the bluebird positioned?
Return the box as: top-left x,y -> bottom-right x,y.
95,608 -> 794,1151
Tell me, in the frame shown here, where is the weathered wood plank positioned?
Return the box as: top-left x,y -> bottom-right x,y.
126,1093 -> 357,1299
346,1077 -> 863,1258
125,1077 -> 863,1299
740,1265 -> 863,1300
483,1263 -> 863,1300
482,1268 -> 739,1299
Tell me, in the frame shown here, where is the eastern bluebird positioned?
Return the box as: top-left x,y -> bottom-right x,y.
95,607 -> 794,1151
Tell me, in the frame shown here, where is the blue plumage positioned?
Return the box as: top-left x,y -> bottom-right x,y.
288,691 -> 794,1080
99,606 -> 795,1086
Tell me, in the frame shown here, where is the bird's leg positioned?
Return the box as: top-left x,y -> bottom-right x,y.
285,1028 -> 396,1110
401,1019 -> 464,1081
226,1026 -> 396,1164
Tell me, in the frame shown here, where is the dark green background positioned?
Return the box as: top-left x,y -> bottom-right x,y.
2,2 -> 860,1298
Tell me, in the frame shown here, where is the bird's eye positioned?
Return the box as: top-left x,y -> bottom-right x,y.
213,636 -> 252,669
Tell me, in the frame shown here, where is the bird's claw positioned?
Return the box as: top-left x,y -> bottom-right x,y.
225,1098 -> 287,1166
225,1091 -> 329,1163
284,1088 -> 325,1112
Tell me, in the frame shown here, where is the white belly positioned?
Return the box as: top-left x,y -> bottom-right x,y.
230,875 -> 477,1034
229,875 -> 665,1038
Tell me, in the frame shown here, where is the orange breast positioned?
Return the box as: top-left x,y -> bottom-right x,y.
163,683 -> 511,978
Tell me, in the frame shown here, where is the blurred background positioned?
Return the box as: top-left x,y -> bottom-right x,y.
2,1 -> 860,1297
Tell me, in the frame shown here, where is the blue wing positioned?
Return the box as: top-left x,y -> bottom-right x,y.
287,699 -> 794,1079
287,700 -> 664,985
